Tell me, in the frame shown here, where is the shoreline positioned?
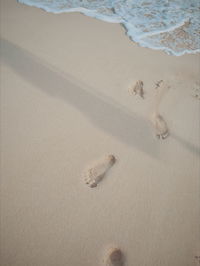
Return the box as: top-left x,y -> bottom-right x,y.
17,0 -> 200,56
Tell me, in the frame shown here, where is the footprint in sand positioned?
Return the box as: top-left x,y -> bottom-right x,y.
191,82 -> 200,100
104,247 -> 124,266
154,79 -> 164,89
129,80 -> 144,98
83,155 -> 116,188
150,112 -> 169,139
150,80 -> 170,139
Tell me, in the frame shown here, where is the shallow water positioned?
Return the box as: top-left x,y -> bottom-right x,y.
17,0 -> 200,56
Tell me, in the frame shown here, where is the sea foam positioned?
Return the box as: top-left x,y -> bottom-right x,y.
17,0 -> 200,56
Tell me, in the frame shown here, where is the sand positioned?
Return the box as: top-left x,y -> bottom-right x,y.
0,0 -> 200,265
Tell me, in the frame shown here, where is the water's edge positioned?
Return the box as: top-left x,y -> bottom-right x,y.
17,0 -> 200,56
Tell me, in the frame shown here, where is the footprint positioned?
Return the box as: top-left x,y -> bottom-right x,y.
155,79 -> 163,89
129,80 -> 144,98
104,247 -> 124,266
151,80 -> 170,139
154,79 -> 171,90
150,112 -> 169,139
83,155 -> 116,188
191,82 -> 200,100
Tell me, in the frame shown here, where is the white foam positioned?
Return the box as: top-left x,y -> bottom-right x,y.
17,0 -> 200,56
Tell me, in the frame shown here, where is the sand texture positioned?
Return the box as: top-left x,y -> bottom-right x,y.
0,0 -> 200,266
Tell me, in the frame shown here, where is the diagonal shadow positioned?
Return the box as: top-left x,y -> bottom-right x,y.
171,133 -> 200,157
1,38 -> 159,157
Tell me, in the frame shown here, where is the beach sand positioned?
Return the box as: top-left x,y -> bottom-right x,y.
0,0 -> 200,265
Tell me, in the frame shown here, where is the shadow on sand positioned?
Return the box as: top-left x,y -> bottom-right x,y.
1,38 -> 199,158
171,133 -> 200,157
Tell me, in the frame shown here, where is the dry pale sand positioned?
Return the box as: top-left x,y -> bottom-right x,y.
0,0 -> 200,266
